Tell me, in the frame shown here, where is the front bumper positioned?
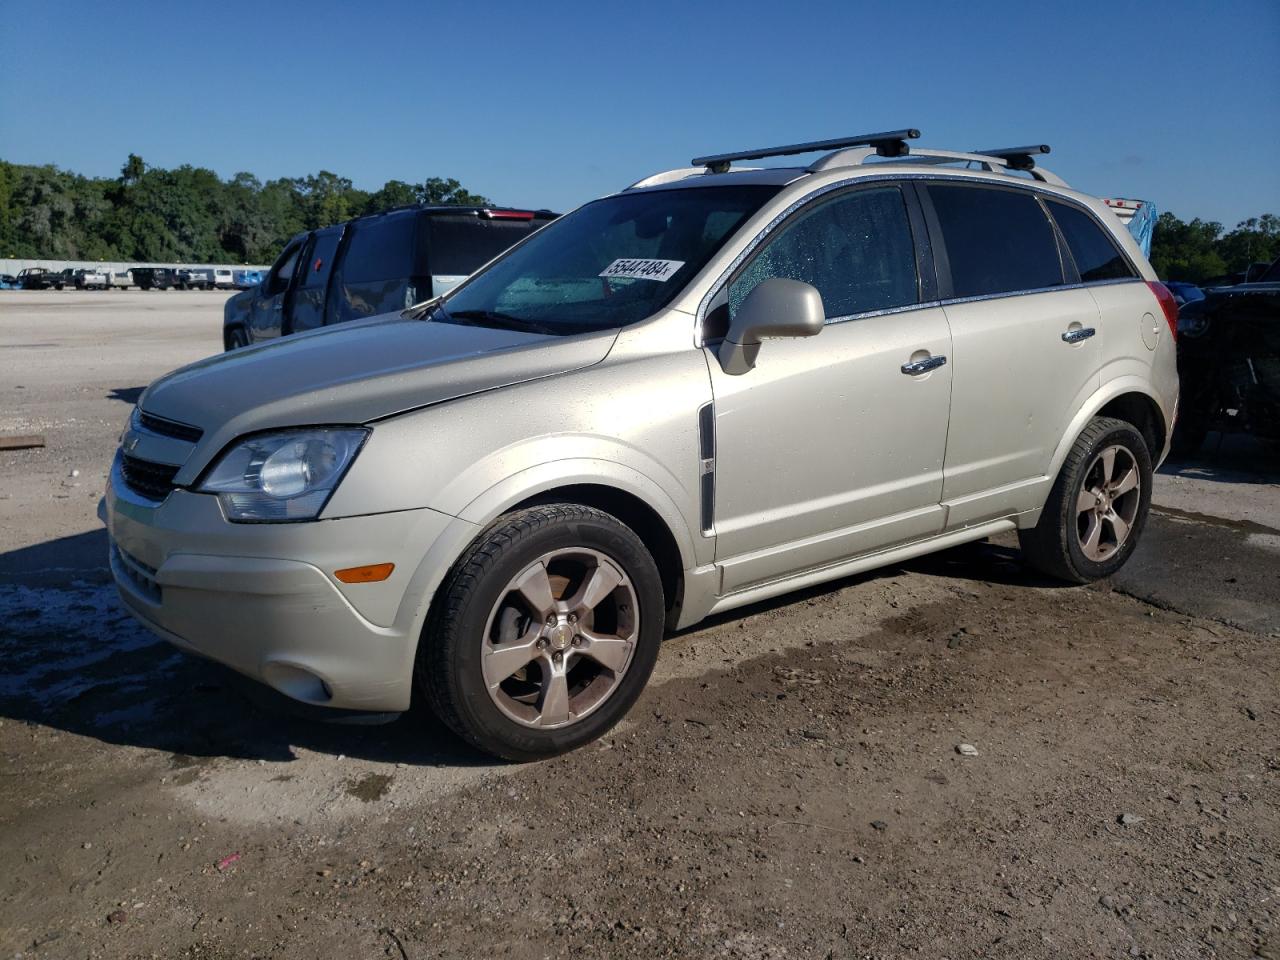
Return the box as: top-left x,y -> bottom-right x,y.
103,457 -> 458,712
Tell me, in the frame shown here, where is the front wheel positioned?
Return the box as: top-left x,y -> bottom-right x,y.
1019,417 -> 1153,583
418,504 -> 665,761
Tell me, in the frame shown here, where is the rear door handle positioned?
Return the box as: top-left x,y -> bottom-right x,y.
1061,327 -> 1095,343
901,355 -> 947,375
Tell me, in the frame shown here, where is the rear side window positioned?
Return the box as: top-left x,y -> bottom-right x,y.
928,184 -> 1064,298
1047,201 -> 1137,282
342,213 -> 416,283
426,216 -> 546,277
730,185 -> 919,321
299,230 -> 341,289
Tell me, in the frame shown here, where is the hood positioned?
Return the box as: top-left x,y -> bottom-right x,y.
141,312 -> 617,480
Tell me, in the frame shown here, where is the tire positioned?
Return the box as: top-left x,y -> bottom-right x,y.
225,326 -> 250,351
1018,417 -> 1153,584
418,504 -> 665,761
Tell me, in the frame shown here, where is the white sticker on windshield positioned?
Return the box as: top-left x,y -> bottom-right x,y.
599,258 -> 686,282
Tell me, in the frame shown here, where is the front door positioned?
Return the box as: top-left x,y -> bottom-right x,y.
288,225 -> 343,335
247,237 -> 304,343
706,184 -> 954,593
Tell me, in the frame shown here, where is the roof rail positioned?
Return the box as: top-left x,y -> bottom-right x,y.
692,129 -> 920,174
808,142 -> 1067,187
972,144 -> 1051,171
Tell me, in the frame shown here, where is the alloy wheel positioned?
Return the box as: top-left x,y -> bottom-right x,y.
1075,444 -> 1142,561
481,548 -> 639,729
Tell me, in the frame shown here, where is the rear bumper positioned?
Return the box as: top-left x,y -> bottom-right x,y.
102,465 -> 462,712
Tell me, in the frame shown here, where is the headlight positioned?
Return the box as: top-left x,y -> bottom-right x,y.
198,428 -> 369,522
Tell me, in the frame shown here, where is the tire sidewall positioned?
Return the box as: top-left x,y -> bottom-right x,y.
1060,421 -> 1153,580
437,513 -> 664,760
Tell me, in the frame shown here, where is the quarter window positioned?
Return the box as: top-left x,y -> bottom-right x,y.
1047,200 -> 1137,282
730,186 -> 919,321
342,213 -> 417,283
927,185 -> 1065,298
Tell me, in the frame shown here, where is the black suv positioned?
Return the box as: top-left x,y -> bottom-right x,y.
222,205 -> 557,349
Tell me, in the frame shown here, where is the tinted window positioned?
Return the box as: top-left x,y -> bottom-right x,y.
438,186 -> 779,335
342,213 -> 416,283
299,229 -> 341,289
427,217 -> 548,277
1047,201 -> 1136,282
928,185 -> 1064,298
730,186 -> 918,321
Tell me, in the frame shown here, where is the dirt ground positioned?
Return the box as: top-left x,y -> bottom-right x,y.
1,291 -> 1277,959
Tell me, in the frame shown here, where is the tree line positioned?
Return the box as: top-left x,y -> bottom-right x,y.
1150,211 -> 1278,284
1,154 -> 1275,281
0,154 -> 491,265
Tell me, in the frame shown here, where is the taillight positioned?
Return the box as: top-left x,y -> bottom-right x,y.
1147,281 -> 1179,341
481,209 -> 535,220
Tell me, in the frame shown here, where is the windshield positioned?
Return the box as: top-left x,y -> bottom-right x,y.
435,185 -> 780,335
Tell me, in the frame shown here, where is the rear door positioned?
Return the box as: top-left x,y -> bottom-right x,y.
921,182 -> 1102,527
326,211 -> 417,326
247,236 -> 305,342
287,225 -> 343,335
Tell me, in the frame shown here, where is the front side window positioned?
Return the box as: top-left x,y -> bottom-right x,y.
927,184 -> 1065,298
1047,200 -> 1137,282
436,186 -> 780,335
728,185 -> 919,322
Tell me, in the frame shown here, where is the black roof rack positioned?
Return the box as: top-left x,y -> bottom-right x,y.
970,144 -> 1051,172
692,128 -> 921,174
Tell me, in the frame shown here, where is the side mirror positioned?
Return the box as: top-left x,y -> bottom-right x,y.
718,277 -> 825,375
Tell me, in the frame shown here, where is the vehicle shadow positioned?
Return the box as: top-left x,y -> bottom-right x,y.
1161,432 -> 1280,483
0,530 -> 494,768
107,386 -> 145,405
0,526 -> 1064,767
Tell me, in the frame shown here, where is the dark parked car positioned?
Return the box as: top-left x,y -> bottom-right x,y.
222,205 -> 557,349
132,268 -> 180,291
16,267 -> 57,289
1171,256 -> 1280,455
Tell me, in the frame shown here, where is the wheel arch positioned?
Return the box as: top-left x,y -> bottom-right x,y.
1049,378 -> 1172,481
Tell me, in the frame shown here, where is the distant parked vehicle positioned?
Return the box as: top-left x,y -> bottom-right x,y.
223,205 -> 557,348
0,274 -> 17,289
133,268 -> 179,291
176,268 -> 215,290
107,269 -> 134,290
212,268 -> 235,289
17,267 -> 57,289
233,269 -> 265,289
73,268 -> 109,290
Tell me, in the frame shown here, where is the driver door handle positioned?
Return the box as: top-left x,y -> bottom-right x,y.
901,354 -> 947,375
1062,326 -> 1095,343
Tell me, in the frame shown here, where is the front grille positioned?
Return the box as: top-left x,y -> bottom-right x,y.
120,453 -> 180,502
138,411 -> 203,443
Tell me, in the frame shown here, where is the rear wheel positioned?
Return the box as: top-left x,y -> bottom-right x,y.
418,504 -> 664,761
1019,417 -> 1152,583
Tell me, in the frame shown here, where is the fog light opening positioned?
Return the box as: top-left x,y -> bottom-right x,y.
262,663 -> 334,704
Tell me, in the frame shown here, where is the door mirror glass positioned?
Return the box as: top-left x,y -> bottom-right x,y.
719,277 -> 824,375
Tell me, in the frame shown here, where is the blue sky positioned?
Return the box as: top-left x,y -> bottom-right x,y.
2,0 -> 1277,227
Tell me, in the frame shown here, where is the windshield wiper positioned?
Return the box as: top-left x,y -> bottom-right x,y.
445,309 -> 559,336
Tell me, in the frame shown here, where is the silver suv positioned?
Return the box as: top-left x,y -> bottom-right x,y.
104,130 -> 1179,760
